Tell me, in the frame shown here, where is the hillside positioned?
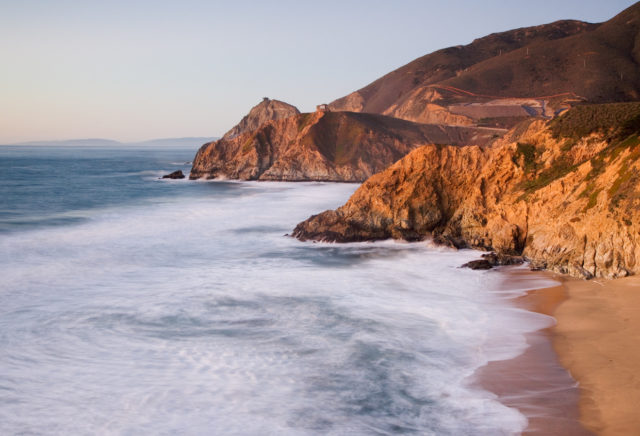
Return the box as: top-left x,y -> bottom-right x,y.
190,110 -> 503,182
293,103 -> 640,279
440,3 -> 640,101
329,3 -> 640,127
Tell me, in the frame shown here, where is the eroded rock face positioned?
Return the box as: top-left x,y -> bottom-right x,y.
383,96 -> 475,126
223,98 -> 300,140
190,111 -> 503,182
293,103 -> 640,279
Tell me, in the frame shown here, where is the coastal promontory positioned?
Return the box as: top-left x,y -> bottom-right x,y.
293,103 -> 640,279
190,108 -> 502,182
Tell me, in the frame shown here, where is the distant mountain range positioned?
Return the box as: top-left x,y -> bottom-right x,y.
7,137 -> 217,147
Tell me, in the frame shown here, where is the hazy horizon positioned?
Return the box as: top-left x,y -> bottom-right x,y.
1,0 -> 636,143
3,136 -> 217,146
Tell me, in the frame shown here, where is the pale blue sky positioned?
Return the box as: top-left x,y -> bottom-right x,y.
0,0 -> 636,143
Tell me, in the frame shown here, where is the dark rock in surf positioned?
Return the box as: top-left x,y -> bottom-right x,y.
461,259 -> 495,270
461,252 -> 524,270
161,170 -> 185,179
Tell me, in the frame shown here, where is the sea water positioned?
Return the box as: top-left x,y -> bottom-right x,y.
0,146 -> 556,435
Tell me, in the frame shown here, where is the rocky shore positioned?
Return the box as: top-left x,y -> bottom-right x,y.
293,103 -> 640,279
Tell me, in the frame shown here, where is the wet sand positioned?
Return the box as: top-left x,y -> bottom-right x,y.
476,267 -> 593,435
553,276 -> 640,436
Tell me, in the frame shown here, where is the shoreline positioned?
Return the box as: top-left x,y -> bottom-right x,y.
553,275 -> 640,436
475,266 -> 593,435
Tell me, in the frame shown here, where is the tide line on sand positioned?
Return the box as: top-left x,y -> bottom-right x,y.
553,275 -> 640,436
479,267 -> 640,435
475,267 -> 592,436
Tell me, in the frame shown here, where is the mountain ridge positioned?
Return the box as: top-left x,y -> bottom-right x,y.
329,3 -> 640,127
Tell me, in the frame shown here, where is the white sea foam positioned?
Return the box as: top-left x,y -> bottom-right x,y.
0,181 -> 556,435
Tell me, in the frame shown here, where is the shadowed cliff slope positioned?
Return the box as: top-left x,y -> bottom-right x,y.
293,103 -> 640,279
191,111 -> 503,182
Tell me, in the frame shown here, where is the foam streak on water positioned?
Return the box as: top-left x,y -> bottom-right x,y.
0,170 -> 555,435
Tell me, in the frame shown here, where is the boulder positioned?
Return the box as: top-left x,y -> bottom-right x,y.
161,170 -> 185,179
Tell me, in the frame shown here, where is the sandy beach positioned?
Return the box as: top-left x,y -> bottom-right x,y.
477,267 -> 592,435
482,268 -> 640,436
553,276 -> 640,436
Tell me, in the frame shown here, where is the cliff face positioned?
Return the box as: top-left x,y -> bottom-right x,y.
223,98 -> 300,140
190,111 -> 503,182
293,103 -> 640,279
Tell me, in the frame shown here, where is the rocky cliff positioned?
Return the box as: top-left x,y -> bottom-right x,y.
222,98 -> 300,140
190,110 -> 503,182
293,103 -> 640,279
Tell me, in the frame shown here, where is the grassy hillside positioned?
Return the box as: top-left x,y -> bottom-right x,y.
331,3 -> 640,116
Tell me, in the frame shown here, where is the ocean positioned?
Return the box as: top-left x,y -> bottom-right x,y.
0,145 -> 557,435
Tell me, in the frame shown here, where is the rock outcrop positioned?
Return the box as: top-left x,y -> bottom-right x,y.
461,253 -> 525,270
223,98 -> 300,140
161,170 -> 185,179
293,103 -> 640,279
190,111 -> 503,182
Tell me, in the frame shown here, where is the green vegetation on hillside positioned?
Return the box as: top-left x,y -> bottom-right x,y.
550,103 -> 640,141
242,135 -> 255,153
518,157 -> 576,196
297,113 -> 315,133
512,142 -> 538,172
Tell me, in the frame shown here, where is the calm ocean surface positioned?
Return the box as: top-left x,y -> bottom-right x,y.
0,145 -> 555,435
